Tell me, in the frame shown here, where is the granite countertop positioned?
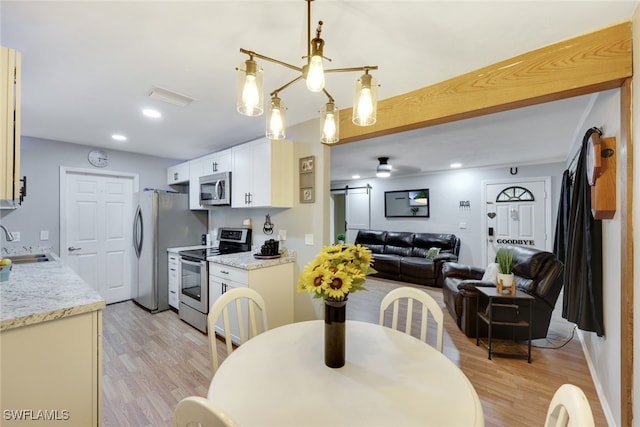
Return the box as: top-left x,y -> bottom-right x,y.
208,250 -> 296,270
0,253 -> 105,331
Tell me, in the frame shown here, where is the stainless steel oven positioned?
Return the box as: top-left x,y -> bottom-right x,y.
179,255 -> 209,333
178,227 -> 252,333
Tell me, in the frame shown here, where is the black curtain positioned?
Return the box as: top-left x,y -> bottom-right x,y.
553,169 -> 572,265
559,127 -> 604,336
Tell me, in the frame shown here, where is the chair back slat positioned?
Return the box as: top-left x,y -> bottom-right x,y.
544,384 -> 595,427
379,286 -> 444,352
173,396 -> 239,427
208,287 -> 268,376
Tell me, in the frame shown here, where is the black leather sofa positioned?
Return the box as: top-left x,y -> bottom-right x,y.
354,230 -> 460,287
440,245 -> 564,340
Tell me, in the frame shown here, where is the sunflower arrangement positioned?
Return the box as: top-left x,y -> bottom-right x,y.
297,243 -> 376,301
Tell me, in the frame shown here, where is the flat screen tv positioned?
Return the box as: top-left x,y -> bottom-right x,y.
384,189 -> 430,218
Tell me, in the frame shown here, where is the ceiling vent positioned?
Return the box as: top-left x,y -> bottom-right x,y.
147,86 -> 195,107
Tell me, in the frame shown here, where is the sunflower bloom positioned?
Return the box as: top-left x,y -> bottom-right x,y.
297,243 -> 376,301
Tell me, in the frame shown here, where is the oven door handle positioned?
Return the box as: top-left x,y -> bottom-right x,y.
181,257 -> 206,267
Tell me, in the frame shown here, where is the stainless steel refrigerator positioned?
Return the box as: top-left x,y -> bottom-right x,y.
132,190 -> 207,312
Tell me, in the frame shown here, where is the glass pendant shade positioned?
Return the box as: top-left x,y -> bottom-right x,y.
352,73 -> 378,126
306,37 -> 325,92
266,97 -> 286,140
237,59 -> 264,116
320,102 -> 339,144
306,56 -> 325,92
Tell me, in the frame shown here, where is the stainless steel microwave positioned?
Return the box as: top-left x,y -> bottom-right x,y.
199,172 -> 231,206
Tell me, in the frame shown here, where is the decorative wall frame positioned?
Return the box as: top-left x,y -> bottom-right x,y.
299,155 -> 315,203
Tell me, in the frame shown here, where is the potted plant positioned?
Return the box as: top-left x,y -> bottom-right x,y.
336,233 -> 346,244
495,247 -> 515,294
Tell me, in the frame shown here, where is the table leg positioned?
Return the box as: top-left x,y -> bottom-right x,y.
528,299 -> 532,363
476,295 -> 480,347
487,296 -> 492,360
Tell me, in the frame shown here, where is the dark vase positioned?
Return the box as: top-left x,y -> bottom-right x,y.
324,298 -> 347,368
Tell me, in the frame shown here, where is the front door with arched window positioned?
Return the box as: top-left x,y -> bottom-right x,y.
483,177 -> 551,265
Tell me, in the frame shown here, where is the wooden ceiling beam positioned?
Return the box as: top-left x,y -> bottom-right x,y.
335,22 -> 632,144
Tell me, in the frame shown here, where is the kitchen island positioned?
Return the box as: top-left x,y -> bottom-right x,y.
0,254 -> 105,427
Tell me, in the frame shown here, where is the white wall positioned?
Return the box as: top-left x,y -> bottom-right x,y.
207,119 -> 330,322
0,136 -> 178,254
567,89 -> 622,426
333,162 -> 564,267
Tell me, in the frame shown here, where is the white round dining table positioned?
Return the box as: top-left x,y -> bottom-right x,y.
207,320 -> 484,427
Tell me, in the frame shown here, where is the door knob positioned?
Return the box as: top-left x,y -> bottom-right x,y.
68,246 -> 82,252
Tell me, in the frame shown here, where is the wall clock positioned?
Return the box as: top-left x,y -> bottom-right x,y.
88,149 -> 109,168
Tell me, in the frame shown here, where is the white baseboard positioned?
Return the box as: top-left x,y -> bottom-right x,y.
577,328 -> 616,427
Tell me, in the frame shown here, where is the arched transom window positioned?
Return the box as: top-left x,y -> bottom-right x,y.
496,186 -> 534,202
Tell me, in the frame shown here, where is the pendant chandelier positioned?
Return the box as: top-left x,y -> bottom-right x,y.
236,0 -> 379,144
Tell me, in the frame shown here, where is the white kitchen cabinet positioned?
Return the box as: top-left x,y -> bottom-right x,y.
200,149 -> 231,176
231,138 -> 293,208
209,264 -> 248,341
0,46 -> 21,208
208,261 -> 294,342
188,148 -> 232,210
168,253 -> 181,309
1,310 -> 102,427
167,161 -> 190,185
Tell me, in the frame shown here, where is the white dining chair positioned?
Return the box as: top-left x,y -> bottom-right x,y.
208,287 -> 268,375
379,286 -> 444,352
544,383 -> 595,427
173,396 -> 239,427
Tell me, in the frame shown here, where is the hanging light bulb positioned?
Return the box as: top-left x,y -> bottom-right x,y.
237,58 -> 263,116
353,72 -> 378,126
320,101 -> 339,144
306,35 -> 325,92
266,96 -> 286,140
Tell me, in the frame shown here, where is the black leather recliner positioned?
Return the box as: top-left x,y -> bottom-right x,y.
440,245 -> 564,340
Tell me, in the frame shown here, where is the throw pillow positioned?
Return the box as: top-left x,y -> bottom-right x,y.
482,262 -> 499,283
425,247 -> 441,260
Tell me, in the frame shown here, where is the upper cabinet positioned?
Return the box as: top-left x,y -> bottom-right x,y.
231,138 -> 293,208
199,150 -> 231,176
188,148 -> 232,210
0,46 -> 22,208
167,161 -> 190,185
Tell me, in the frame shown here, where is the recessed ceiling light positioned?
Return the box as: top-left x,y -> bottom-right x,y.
142,108 -> 162,119
450,163 -> 462,168
352,175 -> 361,179
112,134 -> 127,142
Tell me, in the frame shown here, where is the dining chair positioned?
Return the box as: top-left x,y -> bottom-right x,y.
173,396 -> 239,427
208,287 -> 268,375
379,286 -> 444,352
544,383 -> 595,427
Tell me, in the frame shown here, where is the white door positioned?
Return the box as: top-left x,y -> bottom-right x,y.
345,187 -> 371,243
483,178 -> 551,265
61,168 -> 136,304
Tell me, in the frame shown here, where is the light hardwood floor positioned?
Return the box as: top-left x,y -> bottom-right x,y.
102,278 -> 607,426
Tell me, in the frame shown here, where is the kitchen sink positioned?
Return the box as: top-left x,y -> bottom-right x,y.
9,254 -> 54,264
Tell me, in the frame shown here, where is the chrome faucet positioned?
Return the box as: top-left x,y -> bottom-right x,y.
0,225 -> 15,242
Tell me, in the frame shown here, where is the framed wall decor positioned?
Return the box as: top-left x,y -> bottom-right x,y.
299,155 -> 315,203
384,189 -> 430,217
